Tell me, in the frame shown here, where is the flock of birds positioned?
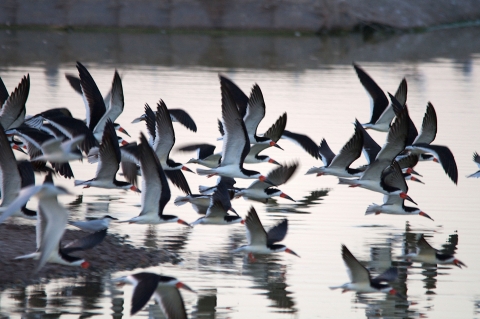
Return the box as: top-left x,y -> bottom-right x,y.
0,62 -> 473,318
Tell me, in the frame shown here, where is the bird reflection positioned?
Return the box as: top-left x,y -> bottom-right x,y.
240,256 -> 296,313
355,294 -> 424,319
143,225 -> 192,259
266,189 -> 330,214
58,274 -> 105,316
191,289 -> 218,319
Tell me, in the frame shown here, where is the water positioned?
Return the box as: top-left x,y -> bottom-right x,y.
1,27 -> 480,318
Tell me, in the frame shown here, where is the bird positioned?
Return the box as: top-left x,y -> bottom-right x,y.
123,132 -> 190,226
233,206 -> 299,261
132,107 -> 197,132
354,63 -> 407,132
29,135 -> 85,163
0,74 -> 30,130
330,245 -> 403,296
0,123 -> 36,219
179,143 -> 222,168
338,104 -> 416,204
0,173 -> 90,272
196,76 -> 275,184
467,152 -> 480,178
365,161 -> 433,220
69,215 -> 118,232
191,177 -> 242,226
402,234 -> 466,268
74,120 -> 140,192
306,120 -> 364,178
396,102 -> 458,184
150,101 -> 194,195
234,162 -> 298,202
113,272 -> 195,317
74,62 -> 130,140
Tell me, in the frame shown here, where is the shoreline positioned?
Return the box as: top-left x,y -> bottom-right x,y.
0,223 -> 177,288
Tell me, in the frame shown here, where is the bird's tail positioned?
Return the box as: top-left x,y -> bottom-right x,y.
74,180 -> 89,186
338,177 -> 356,185
198,185 -> 216,194
14,252 -> 39,260
305,167 -> 321,175
365,204 -> 382,215
174,196 -> 189,206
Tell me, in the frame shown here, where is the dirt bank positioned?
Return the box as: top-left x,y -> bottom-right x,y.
1,0 -> 480,32
0,223 -> 178,288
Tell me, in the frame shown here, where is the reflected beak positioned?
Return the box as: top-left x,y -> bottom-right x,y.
419,211 -> 434,221
270,141 -> 283,150
175,282 -> 196,293
285,248 -> 300,258
400,192 -> 417,205
182,166 -> 194,173
118,127 -> 131,137
177,219 -> 192,227
280,192 -> 295,202
268,158 -> 281,165
130,185 -> 141,193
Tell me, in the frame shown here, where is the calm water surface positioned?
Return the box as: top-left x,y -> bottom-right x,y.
1,27 -> 480,318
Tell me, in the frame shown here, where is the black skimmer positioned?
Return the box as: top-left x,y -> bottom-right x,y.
150,101 -> 194,195
175,176 -> 237,215
330,245 -> 403,296
402,234 -> 466,268
281,129 -> 321,160
114,272 -> 194,317
196,79 -> 274,184
6,125 -> 76,179
338,105 -> 415,203
191,177 -> 242,225
132,107 -> 197,132
29,135 -> 85,163
400,102 -> 458,184
74,120 -> 139,192
234,162 -> 297,202
0,173 -> 90,272
365,162 -> 432,220
217,75 -> 282,149
354,63 -> 407,132
124,133 -> 190,226
69,215 -> 118,232
233,206 -> 299,260
75,62 -> 130,139
179,143 -> 222,168
467,152 -> 480,178
0,124 -> 36,220
306,120 -> 363,177
0,74 -> 30,130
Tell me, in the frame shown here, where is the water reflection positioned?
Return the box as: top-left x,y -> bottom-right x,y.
240,256 -> 296,313
266,189 -> 330,214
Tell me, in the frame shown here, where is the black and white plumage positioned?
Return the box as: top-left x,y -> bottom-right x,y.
124,133 -> 190,226
281,129 -> 321,160
233,206 -> 299,259
330,245 -> 402,296
365,161 -> 432,220
0,174 -> 90,272
306,121 -> 363,177
132,107 -> 197,132
338,104 -> 415,203
467,152 -> 480,178
114,272 -> 194,317
403,234 -> 466,268
191,177 -> 242,225
0,124 -> 36,219
151,101 -> 193,195
235,162 -> 298,202
354,63 -> 407,132
74,120 -> 139,192
0,74 -> 30,130
196,77 -> 274,184
180,143 -> 221,168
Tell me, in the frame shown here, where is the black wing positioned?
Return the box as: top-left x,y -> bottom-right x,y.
61,228 -> 108,254
219,74 -> 249,118
266,219 -> 288,245
282,130 -> 320,160
169,108 -> 197,132
165,169 -> 192,195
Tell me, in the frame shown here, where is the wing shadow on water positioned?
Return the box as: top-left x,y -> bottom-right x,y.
239,255 -> 297,313
142,225 -> 192,263
265,189 -> 330,214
